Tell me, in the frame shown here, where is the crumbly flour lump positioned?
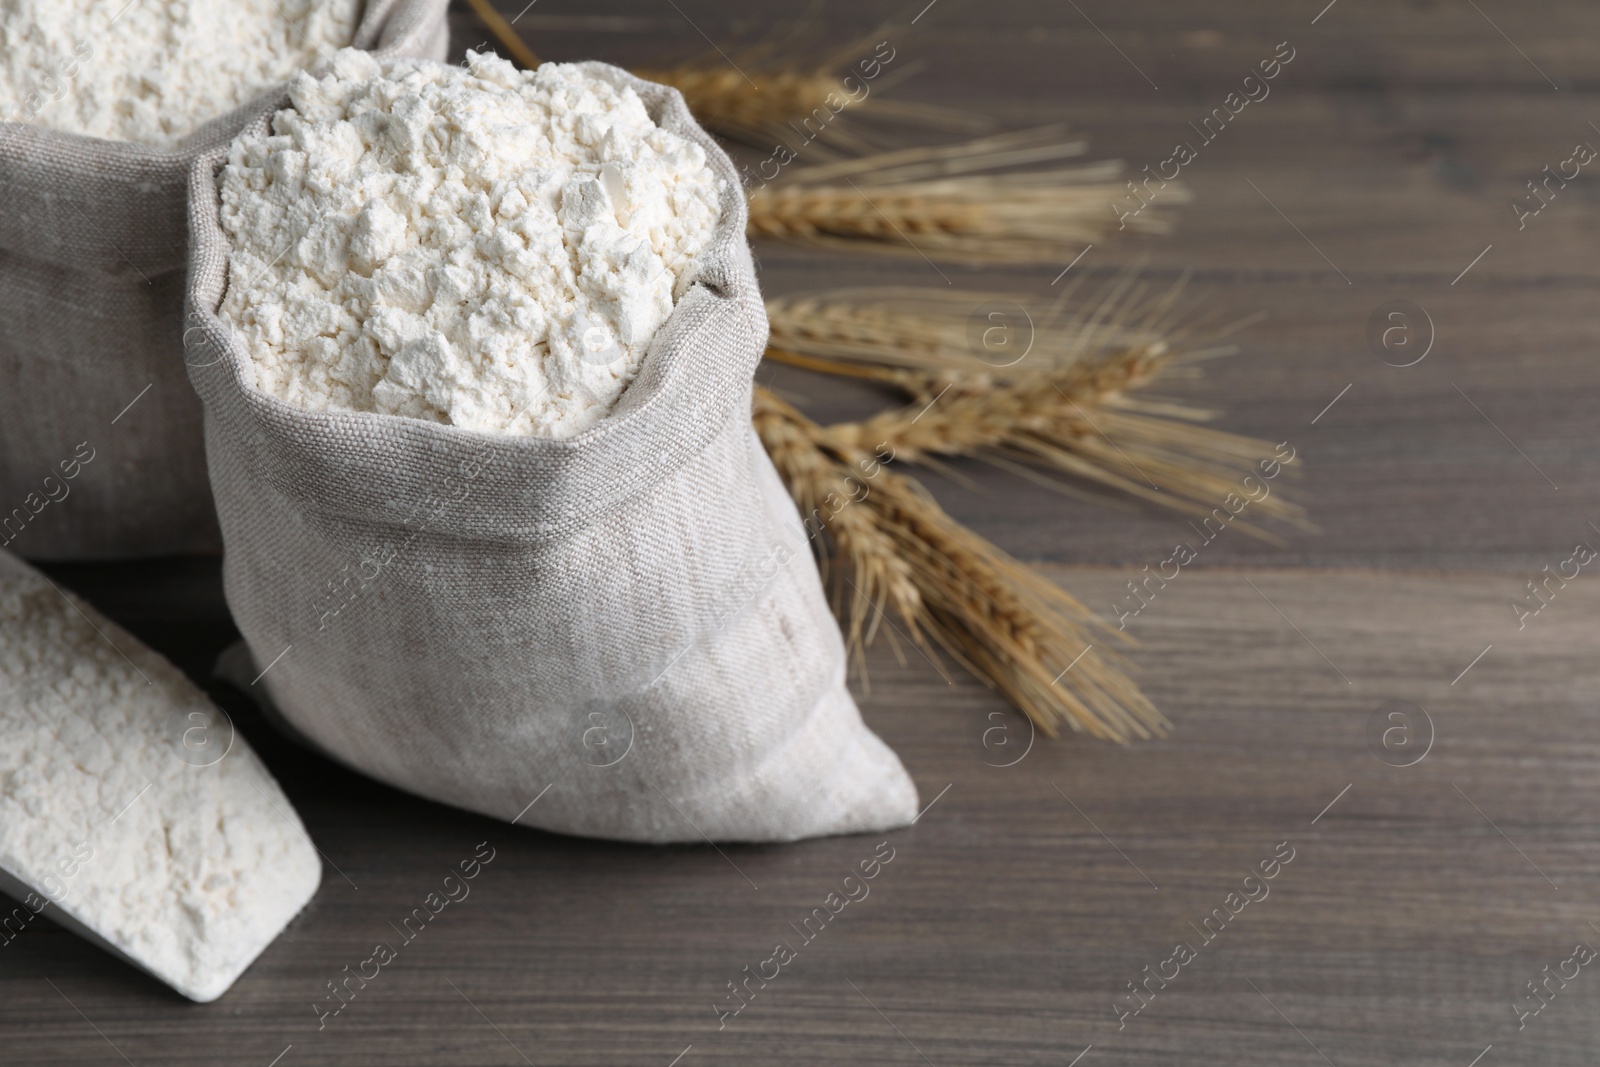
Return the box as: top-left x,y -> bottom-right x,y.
218,49 -> 725,438
0,551 -> 321,1002
0,0 -> 362,147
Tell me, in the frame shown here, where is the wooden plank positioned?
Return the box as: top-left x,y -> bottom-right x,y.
6,2 -> 1600,1066
462,0 -> 1599,96
4,566 -> 1597,1065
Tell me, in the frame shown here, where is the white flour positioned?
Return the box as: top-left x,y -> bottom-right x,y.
0,0 -> 362,148
0,551 -> 321,1002
218,49 -> 725,439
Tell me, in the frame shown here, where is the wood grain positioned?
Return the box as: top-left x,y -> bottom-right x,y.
4,1 -> 1599,1065
8,565 -> 1599,1066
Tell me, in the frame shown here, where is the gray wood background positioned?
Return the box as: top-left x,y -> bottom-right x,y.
6,1 -> 1599,1064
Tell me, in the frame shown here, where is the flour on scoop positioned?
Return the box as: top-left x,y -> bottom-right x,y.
0,551 -> 321,1002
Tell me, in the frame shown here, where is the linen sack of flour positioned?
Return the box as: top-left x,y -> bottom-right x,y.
184,64 -> 919,843
0,0 -> 449,560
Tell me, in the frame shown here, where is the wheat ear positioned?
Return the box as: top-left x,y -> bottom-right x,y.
746,129 -> 1187,264
765,280 -> 1309,539
754,386 -> 1167,742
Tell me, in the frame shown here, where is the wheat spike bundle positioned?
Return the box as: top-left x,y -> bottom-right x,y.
745,129 -> 1187,264
764,280 -> 1308,539
753,278 -> 1304,739
754,386 -> 1166,742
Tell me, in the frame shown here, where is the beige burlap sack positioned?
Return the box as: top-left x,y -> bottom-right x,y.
184,63 -> 919,844
0,0 -> 450,561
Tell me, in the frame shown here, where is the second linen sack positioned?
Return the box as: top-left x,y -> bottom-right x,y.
0,0 -> 450,560
183,51 -> 918,843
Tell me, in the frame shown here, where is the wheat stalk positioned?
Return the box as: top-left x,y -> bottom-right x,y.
765,274 -> 1176,381
764,280 -> 1308,538
828,369 -> 1304,540
754,386 -> 1165,742
746,129 -> 1185,263
753,284 -> 1298,738
750,385 -> 923,658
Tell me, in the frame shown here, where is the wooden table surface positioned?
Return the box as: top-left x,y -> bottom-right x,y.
7,1 -> 1600,1064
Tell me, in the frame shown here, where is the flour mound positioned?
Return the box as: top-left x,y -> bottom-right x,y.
0,0 -> 361,148
217,50 -> 726,439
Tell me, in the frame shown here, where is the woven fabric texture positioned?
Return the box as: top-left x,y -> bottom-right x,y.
0,0 -> 450,559
184,62 -> 919,844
